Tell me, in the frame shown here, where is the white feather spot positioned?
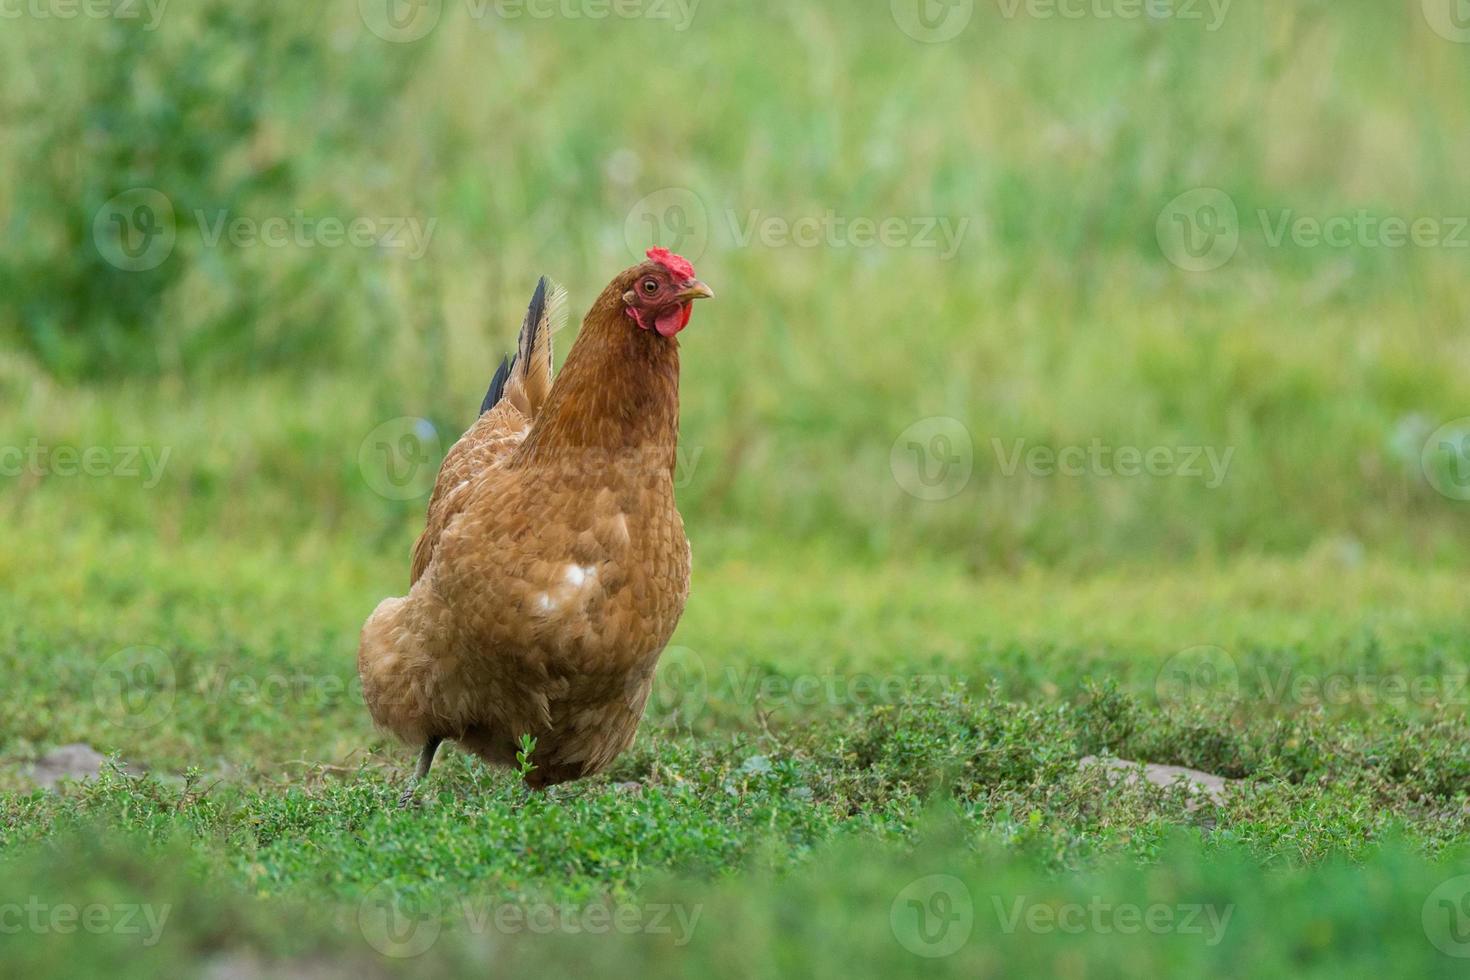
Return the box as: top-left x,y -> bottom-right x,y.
536,593 -> 556,612
564,564 -> 599,588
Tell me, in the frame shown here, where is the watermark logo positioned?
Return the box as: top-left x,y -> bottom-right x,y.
993,896 -> 1233,944
892,417 -> 975,502
359,0 -> 443,42
0,441 -> 171,488
192,665 -> 361,711
359,418 -> 442,501
624,189 -> 972,263
727,210 -> 969,260
1155,645 -> 1239,713
1157,188 -> 1239,272
456,898 -> 701,942
1252,667 -> 1470,710
0,0 -> 169,30
361,0 -> 700,43
93,188 -> 177,272
642,652 -> 961,726
194,210 -> 437,259
358,884 -> 701,955
1424,875 -> 1470,958
646,645 -> 708,724
484,0 -> 700,30
1422,418 -> 1470,502
0,900 -> 171,946
728,671 -> 956,709
95,190 -> 437,269
994,0 -> 1231,30
891,0 -> 974,43
1422,0 -> 1470,43
1258,210 -> 1469,251
626,187 -> 710,264
93,646 -> 176,730
992,438 -> 1234,488
1161,188 -> 1470,271
359,883 -> 444,958
891,875 -> 974,958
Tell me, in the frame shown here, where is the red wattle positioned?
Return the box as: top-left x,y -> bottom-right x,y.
655,302 -> 694,337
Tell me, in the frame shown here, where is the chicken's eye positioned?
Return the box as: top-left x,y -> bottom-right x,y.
641,279 -> 659,295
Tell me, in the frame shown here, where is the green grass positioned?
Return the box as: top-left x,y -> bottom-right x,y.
4,518 -> 1470,974
3,1 -> 1470,976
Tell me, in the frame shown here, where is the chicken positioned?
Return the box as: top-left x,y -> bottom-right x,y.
358,248 -> 713,800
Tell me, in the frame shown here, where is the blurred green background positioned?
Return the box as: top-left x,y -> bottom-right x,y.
3,0 -> 1467,572
3,1 -> 1470,977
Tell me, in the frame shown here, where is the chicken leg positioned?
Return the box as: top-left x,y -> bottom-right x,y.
396,737 -> 442,809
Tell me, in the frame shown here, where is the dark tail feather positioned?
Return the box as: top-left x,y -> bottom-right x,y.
518,276 -> 549,370
481,355 -> 515,415
479,277 -> 549,416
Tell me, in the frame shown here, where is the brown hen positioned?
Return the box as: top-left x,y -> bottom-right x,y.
358,250 -> 712,800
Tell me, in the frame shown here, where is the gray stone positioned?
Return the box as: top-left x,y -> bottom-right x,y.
27,744 -> 108,790
1079,756 -> 1234,806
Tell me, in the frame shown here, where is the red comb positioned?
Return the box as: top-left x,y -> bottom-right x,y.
646,247 -> 696,280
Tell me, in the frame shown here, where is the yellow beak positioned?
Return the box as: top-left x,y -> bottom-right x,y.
678,280 -> 715,301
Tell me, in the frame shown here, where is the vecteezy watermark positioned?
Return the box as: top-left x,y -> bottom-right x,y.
1421,417 -> 1470,502
478,0 -> 699,30
1256,210 -> 1470,251
358,885 -> 443,959
994,0 -> 1232,30
626,188 -> 711,262
93,189 -> 437,271
1421,0 -> 1470,44
357,419 -> 704,502
194,211 -> 437,260
357,0 -> 443,41
891,417 -> 976,502
1155,645 -> 1240,714
191,666 -> 361,711
646,645 -> 708,723
1157,188 -> 1240,272
993,896 -> 1234,945
1159,187 -> 1470,271
0,0 -> 168,29
890,0 -> 975,43
0,900 -> 171,947
1252,667 -> 1470,710
993,438 -> 1235,489
722,670 -> 956,709
357,882 -> 702,959
1158,645 -> 1470,714
890,875 -> 975,958
92,646 -> 177,731
624,188 -> 973,264
726,211 -> 970,260
358,0 -> 699,43
358,418 -> 443,502
644,647 -> 960,726
93,188 -> 177,272
892,0 -> 1227,42
95,646 -> 375,728
1424,875 -> 1470,958
0,441 -> 171,489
